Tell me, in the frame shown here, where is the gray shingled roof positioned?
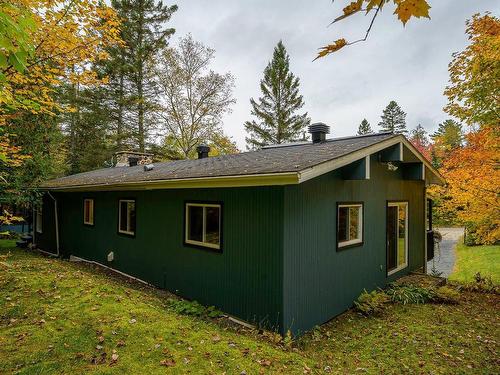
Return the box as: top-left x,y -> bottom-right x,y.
42,133 -> 397,189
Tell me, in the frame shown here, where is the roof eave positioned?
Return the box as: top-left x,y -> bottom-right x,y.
297,135 -> 445,186
42,171 -> 301,192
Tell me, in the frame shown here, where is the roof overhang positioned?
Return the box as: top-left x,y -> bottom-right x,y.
43,172 -> 301,192
298,135 -> 445,185
43,135 -> 444,192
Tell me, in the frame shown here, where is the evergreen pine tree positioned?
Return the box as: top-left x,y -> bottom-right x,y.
357,119 -> 373,135
430,119 -> 464,167
378,100 -> 407,134
106,0 -> 177,152
409,124 -> 428,146
244,41 -> 310,149
431,119 -> 464,149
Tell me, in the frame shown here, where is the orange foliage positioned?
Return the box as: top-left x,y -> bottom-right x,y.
435,128 -> 499,244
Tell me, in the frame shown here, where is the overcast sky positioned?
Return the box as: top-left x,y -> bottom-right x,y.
171,0 -> 498,149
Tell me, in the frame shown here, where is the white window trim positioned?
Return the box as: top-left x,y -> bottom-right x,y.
36,209 -> 43,234
83,199 -> 94,225
337,203 -> 363,248
185,203 -> 221,250
387,201 -> 409,276
118,199 -> 136,235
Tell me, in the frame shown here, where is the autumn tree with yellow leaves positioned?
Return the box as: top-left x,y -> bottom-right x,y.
0,0 -> 121,201
430,13 -> 499,244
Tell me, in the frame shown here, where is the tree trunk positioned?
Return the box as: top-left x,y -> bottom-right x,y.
117,63 -> 124,150
136,0 -> 145,152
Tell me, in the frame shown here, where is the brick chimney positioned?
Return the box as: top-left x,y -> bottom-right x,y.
115,151 -> 153,167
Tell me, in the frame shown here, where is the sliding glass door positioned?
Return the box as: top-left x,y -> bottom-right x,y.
387,202 -> 408,275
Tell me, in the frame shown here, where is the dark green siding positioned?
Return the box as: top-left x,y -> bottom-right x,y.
37,154 -> 426,336
38,187 -> 284,330
282,155 -> 425,334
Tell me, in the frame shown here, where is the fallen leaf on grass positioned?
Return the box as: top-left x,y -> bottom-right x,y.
98,336 -> 105,343
258,359 -> 271,367
160,359 -> 176,367
91,352 -> 107,365
110,353 -> 119,364
212,335 -> 221,343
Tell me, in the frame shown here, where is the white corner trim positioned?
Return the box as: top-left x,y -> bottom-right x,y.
422,164 -> 426,180
365,155 -> 370,180
399,141 -> 404,161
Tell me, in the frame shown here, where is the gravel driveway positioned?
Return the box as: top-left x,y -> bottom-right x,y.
427,227 -> 464,278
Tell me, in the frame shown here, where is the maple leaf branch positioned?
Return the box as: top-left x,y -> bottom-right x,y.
348,1 -> 383,46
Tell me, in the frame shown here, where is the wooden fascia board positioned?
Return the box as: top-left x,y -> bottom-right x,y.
44,172 -> 300,192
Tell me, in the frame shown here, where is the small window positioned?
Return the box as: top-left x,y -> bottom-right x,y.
118,199 -> 136,236
185,203 -> 221,250
83,199 -> 94,225
337,203 -> 363,249
36,208 -> 43,234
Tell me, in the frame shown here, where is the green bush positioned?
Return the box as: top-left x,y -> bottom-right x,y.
462,272 -> 500,294
386,285 -> 435,305
432,286 -> 460,304
354,289 -> 390,315
168,299 -> 222,318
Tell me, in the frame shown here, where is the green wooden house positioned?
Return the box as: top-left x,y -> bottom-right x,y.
37,124 -> 443,335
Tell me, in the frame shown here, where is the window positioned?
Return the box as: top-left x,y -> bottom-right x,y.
118,199 -> 136,236
337,203 -> 363,249
387,202 -> 408,275
36,208 -> 43,234
185,203 -> 221,250
83,199 -> 94,225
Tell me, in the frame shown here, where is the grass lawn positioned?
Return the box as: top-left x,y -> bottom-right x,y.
449,241 -> 500,284
1,241 -> 499,374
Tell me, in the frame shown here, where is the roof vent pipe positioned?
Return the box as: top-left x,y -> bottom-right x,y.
308,123 -> 330,143
196,144 -> 210,159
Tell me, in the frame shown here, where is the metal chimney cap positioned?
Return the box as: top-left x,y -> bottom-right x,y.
308,122 -> 330,134
308,123 -> 330,143
196,144 -> 211,159
196,144 -> 210,153
143,164 -> 154,172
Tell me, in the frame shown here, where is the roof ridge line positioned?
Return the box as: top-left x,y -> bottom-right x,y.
261,131 -> 395,149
